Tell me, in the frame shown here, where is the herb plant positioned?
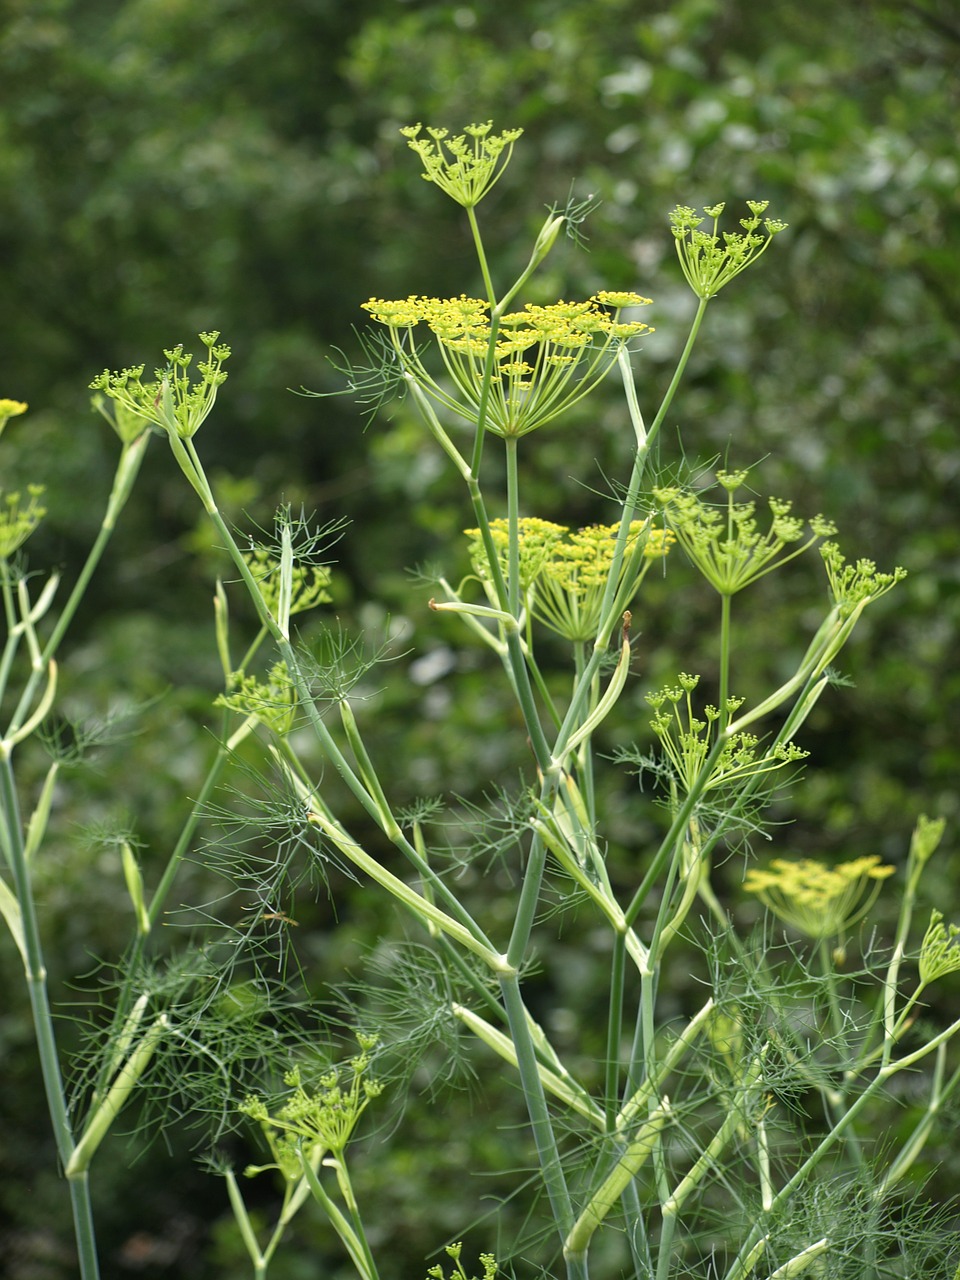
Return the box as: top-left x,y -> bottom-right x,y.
3,123 -> 957,1280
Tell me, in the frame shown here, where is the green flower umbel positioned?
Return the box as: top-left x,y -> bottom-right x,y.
669,201 -> 788,298
654,470 -> 835,596
90,332 -> 231,439
400,121 -> 523,208
0,485 -> 47,559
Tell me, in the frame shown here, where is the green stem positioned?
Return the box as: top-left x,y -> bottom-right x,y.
718,593 -> 732,730
547,303 -> 711,774
499,970 -> 576,1255
166,455 -> 489,942
604,933 -> 627,1132
467,205 -> 496,307
505,436 -> 521,619
721,1020 -> 960,1280
1,755 -> 99,1277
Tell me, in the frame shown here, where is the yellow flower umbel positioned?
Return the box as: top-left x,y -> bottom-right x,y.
743,855 -> 895,942
362,292 -> 653,438
0,398 -> 28,439
465,517 -> 673,643
534,521 -> 674,643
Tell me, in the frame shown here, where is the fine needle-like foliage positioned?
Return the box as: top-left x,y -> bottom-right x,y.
2,122 -> 956,1280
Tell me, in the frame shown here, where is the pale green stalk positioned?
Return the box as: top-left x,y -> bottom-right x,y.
66,1015 -> 168,1177
299,1148 -> 380,1280
466,205 -> 496,307
226,1162 -> 321,1280
563,1102 -> 672,1265
6,432 -> 149,731
1,753 -> 99,1278
0,432 -> 150,1280
167,436 -> 497,944
656,1105 -> 741,1280
452,1002 -> 605,1128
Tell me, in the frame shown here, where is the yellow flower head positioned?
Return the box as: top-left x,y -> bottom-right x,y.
743,855 -> 895,941
0,399 -> 28,438
361,293 -> 653,437
464,518 -> 673,642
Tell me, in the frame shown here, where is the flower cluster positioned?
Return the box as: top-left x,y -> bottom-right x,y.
243,546 -> 333,617
0,398 -> 28,439
239,1035 -> 382,1180
669,201 -> 788,298
743,855 -> 895,941
0,485 -> 47,559
654,471 -> 836,596
427,1241 -> 498,1280
400,121 -> 523,208
645,672 -> 808,795
465,516 -> 673,642
820,541 -> 908,618
918,910 -> 960,987
361,292 -> 653,437
90,332 -> 231,439
215,661 -> 297,735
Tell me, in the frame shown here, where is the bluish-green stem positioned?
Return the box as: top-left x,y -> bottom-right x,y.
621,1178 -> 655,1280
815,938 -> 868,1173
1,754 -> 100,1278
603,933 -> 627,1131
718,593 -> 732,731
641,971 -> 670,1205
494,300 -> 711,1268
499,966 -> 579,1263
505,435 -> 521,619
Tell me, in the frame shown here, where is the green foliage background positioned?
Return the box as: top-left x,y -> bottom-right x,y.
1,0 -> 958,1275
